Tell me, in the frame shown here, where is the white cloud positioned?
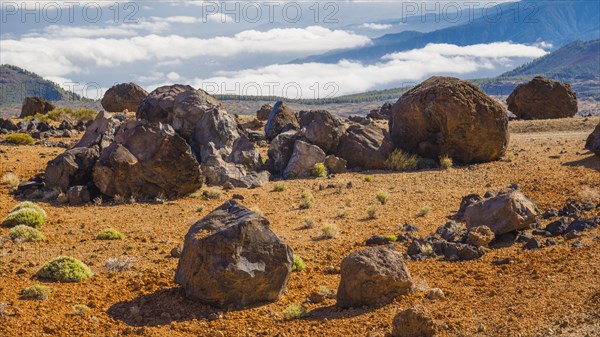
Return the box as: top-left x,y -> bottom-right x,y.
153,42 -> 548,99
361,23 -> 393,30
1,26 -> 370,78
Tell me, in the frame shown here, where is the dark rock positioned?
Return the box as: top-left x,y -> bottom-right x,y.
283,140 -> 326,179
367,103 -> 392,120
37,122 -> 50,132
444,242 -> 485,261
324,155 -> 347,174
59,121 -> 74,130
265,101 -> 300,141
402,223 -> 419,232
136,84 -> 195,123
585,122 -> 600,156
348,115 -> 370,125
267,131 -> 297,175
337,247 -> 413,308
93,120 -> 203,199
454,193 -> 483,221
390,76 -> 509,163
567,217 -> 600,232
435,221 -> 466,242
492,258 -> 514,265
507,76 -> 578,120
571,241 -> 584,248
0,118 -> 18,131
545,218 -> 570,236
532,229 -> 551,237
523,237 -> 542,250
20,97 -> 55,118
365,235 -> 392,246
45,147 -> 100,192
75,111 -> 123,150
175,200 -> 293,308
337,123 -> 393,170
542,208 -> 558,219
232,194 -> 244,200
463,189 -> 539,235
256,104 -> 272,121
101,82 -> 148,112
490,231 -> 519,248
297,110 -> 344,154
66,185 -> 92,205
565,231 -> 581,240
545,239 -> 557,246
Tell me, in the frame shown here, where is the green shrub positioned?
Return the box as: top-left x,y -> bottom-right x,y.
72,304 -> 91,316
292,256 -> 305,272
47,107 -> 96,124
10,201 -> 47,219
2,208 -> 45,228
283,304 -> 307,320
416,205 -> 432,217
386,149 -> 417,171
439,155 -> 453,169
367,207 -> 378,219
202,189 -> 222,200
364,176 -> 373,182
300,217 -> 315,229
9,225 -> 44,242
96,228 -> 124,240
300,190 -> 315,209
312,163 -> 327,178
20,284 -> 51,300
273,182 -> 287,192
36,256 -> 93,282
385,235 -> 398,242
24,113 -> 50,123
5,133 -> 34,145
320,223 -> 339,239
376,192 -> 389,205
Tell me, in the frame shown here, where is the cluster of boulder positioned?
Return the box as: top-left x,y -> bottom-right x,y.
0,116 -> 83,140
42,84 -> 272,204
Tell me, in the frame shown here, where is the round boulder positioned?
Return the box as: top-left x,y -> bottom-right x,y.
337,247 -> 413,308
390,76 -> 509,163
175,200 -> 293,308
20,97 -> 55,118
101,82 -> 148,113
507,76 -> 577,119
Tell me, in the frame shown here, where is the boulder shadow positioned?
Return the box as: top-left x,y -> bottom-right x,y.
107,287 -> 255,327
562,153 -> 600,171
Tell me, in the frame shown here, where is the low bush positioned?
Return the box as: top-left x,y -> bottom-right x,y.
5,133 -> 34,145
10,201 -> 47,219
47,107 -> 96,124
71,304 -> 90,316
292,256 -> 305,272
20,284 -> 50,300
283,304 -> 307,320
385,234 -> 398,242
9,225 -> 44,242
439,155 -> 453,169
416,205 -> 432,217
95,228 -> 124,240
202,189 -> 222,200
1,173 -> 19,189
300,217 -> 315,229
105,256 -> 136,273
320,223 -> 339,239
364,176 -> 373,182
376,192 -> 389,205
2,208 -> 45,228
367,207 -> 378,219
312,163 -> 327,178
273,182 -> 287,192
386,149 -> 417,171
36,256 -> 93,282
299,190 -> 315,209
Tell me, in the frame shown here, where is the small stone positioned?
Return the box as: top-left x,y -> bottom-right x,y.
572,241 -> 584,248
523,238 -> 542,250
232,194 -> 244,200
170,245 -> 182,258
425,288 -> 445,301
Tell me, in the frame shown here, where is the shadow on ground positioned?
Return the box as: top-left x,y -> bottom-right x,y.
562,153 -> 600,170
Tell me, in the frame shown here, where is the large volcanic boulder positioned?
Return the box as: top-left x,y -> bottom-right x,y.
93,120 -> 203,198
585,122 -> 600,156
390,76 -> 509,163
136,84 -> 196,123
462,188 -> 539,235
256,104 -> 272,121
298,110 -> 344,154
101,82 -> 148,113
283,140 -> 326,179
337,124 -> 393,170
337,247 -> 413,308
507,76 -> 578,119
175,200 -> 293,308
45,147 -> 100,193
137,85 -> 266,187
20,97 -> 55,118
45,111 -> 123,193
265,101 -> 300,141
267,131 -> 298,175
367,103 -> 393,120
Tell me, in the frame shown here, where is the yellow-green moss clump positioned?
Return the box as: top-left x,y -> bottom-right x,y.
36,256 -> 93,282
2,208 -> 45,228
95,228 -> 125,240
9,225 -> 44,242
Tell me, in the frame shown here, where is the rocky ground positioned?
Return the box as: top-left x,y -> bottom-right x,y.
0,117 -> 599,337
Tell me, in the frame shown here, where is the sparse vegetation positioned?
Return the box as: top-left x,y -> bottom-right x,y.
1,173 -> 19,189
376,192 -> 389,205
196,206 -> 205,212
292,256 -> 305,272
385,235 -> 398,242
367,207 -> 378,219
440,155 -> 453,169
96,228 -> 124,240
578,186 -> 599,203
93,196 -> 103,206
4,133 -> 34,145
46,107 -> 96,124
416,205 -> 432,217
273,182 -> 287,192
36,256 -> 93,282
320,223 -> 339,239
300,217 -> 316,229
10,201 -> 47,219
300,190 -> 315,209
386,149 -> 417,171
105,256 -> 136,273
2,208 -> 45,228
312,162 -> 328,178
283,304 -> 307,320
71,304 -> 91,316
20,284 -> 50,300
9,225 -> 44,242
364,176 -> 373,182
113,194 -> 125,204
203,189 -> 222,200
344,198 -> 352,207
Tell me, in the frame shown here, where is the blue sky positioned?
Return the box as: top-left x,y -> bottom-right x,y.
0,0 -> 550,99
